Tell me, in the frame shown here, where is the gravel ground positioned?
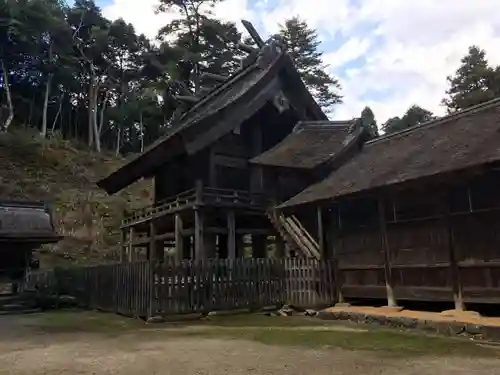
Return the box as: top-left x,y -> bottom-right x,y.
0,315 -> 499,375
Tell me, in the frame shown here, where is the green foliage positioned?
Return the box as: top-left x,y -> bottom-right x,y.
442,46 -> 499,112
382,105 -> 435,135
156,0 -> 243,93
359,106 -> 379,138
273,17 -> 342,112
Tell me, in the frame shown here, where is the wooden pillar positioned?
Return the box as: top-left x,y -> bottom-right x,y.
378,198 -> 397,307
332,203 -> 344,304
445,191 -> 464,311
195,179 -> 203,203
194,209 -> 204,260
317,206 -> 325,259
175,213 -> 184,261
128,227 -> 134,262
227,210 -> 236,259
120,229 -> 126,262
252,235 -> 267,258
149,220 -> 156,262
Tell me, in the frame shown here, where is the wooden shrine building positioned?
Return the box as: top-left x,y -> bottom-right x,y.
97,21 -> 359,262
280,98 -> 500,309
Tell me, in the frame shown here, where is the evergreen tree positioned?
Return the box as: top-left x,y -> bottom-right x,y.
382,105 -> 435,135
274,17 -> 342,112
156,0 -> 243,93
359,106 -> 378,138
442,46 -> 497,112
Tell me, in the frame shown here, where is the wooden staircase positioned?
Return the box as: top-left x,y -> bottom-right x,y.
267,210 -> 321,259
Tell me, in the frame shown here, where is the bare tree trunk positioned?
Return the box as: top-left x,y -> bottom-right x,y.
1,59 -> 14,131
88,82 -> 95,147
139,110 -> 144,153
51,92 -> 64,133
98,91 -> 109,136
41,74 -> 53,138
92,91 -> 100,152
115,126 -> 121,156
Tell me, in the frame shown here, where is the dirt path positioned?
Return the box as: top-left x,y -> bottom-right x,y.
0,315 -> 499,375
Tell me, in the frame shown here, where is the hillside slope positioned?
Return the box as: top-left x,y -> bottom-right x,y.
0,130 -> 152,267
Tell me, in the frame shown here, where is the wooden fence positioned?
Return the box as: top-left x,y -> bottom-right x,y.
25,258 -> 335,319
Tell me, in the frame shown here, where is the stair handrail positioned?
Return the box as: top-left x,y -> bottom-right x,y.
278,214 -> 319,259
283,216 -> 320,259
290,215 -> 319,250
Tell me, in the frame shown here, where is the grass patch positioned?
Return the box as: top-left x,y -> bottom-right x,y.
175,326 -> 497,358
186,314 -> 332,327
19,310 -> 499,358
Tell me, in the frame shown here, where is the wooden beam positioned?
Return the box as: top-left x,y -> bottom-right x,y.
332,203 -> 344,304
445,191 -> 465,311
228,210 -> 236,259
378,198 -> 397,308
128,227 -> 134,262
237,42 -> 258,53
149,220 -> 156,262
174,95 -> 199,103
194,209 -> 204,260
317,206 -> 325,259
241,20 -> 265,47
200,72 -> 228,82
213,154 -> 248,169
120,229 -> 126,263
195,179 -> 203,204
175,213 -> 184,262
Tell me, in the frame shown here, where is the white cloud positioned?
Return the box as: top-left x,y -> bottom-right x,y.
102,0 -> 500,124
325,0 -> 500,123
102,0 -> 256,40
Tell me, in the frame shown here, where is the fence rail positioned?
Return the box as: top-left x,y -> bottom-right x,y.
25,258 -> 335,319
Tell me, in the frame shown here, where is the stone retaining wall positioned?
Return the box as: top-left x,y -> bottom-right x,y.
317,310 -> 500,342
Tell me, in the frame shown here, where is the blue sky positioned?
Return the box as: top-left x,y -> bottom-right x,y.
98,0 -> 500,123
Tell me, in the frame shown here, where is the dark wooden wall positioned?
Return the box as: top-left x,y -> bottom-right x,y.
329,168 -> 500,306
153,102 -> 300,201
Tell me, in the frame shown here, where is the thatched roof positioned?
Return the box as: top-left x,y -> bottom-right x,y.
281,98 -> 500,207
97,41 -> 326,195
250,121 -> 356,169
0,201 -> 62,244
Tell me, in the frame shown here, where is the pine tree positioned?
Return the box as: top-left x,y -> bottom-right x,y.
274,17 -> 342,112
156,0 -> 243,93
359,106 -> 378,138
442,46 -> 497,112
382,105 -> 435,135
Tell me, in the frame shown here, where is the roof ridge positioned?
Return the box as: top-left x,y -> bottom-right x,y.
178,40 -> 287,123
293,120 -> 353,132
178,62 -> 259,122
367,97 -> 500,146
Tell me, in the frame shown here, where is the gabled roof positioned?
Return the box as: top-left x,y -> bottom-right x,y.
281,97 -> 500,208
97,41 -> 327,195
250,121 -> 356,169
